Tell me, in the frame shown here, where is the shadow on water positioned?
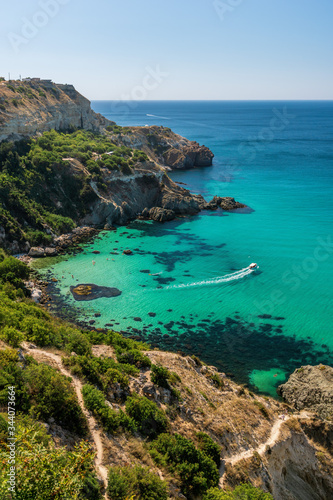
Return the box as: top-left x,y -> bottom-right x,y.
123,314 -> 332,396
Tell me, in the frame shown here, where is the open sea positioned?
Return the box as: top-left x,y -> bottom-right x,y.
41,101 -> 333,396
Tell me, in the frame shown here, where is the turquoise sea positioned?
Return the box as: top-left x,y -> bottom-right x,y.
43,101 -> 333,396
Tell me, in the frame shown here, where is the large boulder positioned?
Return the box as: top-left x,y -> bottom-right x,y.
147,207 -> 176,222
163,144 -> 214,169
28,247 -> 57,258
277,365 -> 333,420
210,196 -> 246,211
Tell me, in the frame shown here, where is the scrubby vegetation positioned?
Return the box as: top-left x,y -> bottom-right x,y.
125,395 -> 169,438
82,384 -> 136,434
107,465 -> 168,500
149,432 -> 220,497
0,129 -> 148,248
0,348 -> 87,435
203,484 -> 273,499
0,417 -> 101,499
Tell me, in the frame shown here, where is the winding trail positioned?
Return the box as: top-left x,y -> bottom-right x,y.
219,412 -> 311,488
227,416 -> 289,466
25,348 -> 108,490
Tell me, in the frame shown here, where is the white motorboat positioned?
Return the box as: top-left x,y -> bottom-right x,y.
249,263 -> 258,269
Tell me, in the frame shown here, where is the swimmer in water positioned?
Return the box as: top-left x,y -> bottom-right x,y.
92,260 -> 96,266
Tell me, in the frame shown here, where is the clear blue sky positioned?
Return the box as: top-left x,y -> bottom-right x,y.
0,0 -> 332,100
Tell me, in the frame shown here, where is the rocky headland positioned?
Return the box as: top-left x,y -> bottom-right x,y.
278,364 -> 333,420
0,79 -> 246,255
107,124 -> 214,169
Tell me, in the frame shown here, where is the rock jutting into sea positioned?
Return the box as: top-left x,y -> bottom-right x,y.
278,364 -> 333,420
0,79 -> 248,254
70,284 -> 122,301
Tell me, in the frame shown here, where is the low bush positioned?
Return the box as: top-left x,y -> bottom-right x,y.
150,364 -> 181,390
107,465 -> 168,500
82,384 -> 135,434
116,348 -> 151,368
149,433 -> 219,497
64,331 -> 92,356
0,325 -> 25,347
125,395 -> 168,438
63,354 -> 137,392
24,363 -> 88,435
0,417 -> 99,499
196,432 -> 221,468
150,364 -> 171,388
208,373 -> 224,388
203,483 -> 273,499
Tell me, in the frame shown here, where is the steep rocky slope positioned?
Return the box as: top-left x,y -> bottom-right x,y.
21,344 -> 333,500
278,364 -> 333,420
107,124 -> 214,169
0,79 -> 112,141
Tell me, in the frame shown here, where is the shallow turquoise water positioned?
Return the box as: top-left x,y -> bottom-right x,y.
42,101 -> 333,396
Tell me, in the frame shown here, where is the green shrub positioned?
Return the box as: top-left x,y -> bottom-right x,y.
0,417 -> 97,500
150,364 -> 171,388
196,432 -> 221,468
203,484 -> 273,499
24,229 -> 54,246
24,363 -> 88,435
103,368 -> 129,390
125,395 -> 168,438
116,348 -> 151,368
63,353 -> 138,391
64,331 -> 92,356
82,384 -> 135,434
0,256 -> 29,284
0,325 -> 25,347
149,433 -> 219,497
107,465 -> 168,500
208,373 -> 224,388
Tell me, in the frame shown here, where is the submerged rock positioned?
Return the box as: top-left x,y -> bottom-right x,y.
70,283 -> 122,301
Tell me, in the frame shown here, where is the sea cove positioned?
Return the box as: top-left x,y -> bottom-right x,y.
41,100 -> 333,396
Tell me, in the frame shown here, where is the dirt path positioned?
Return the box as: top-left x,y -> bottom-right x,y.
229,417 -> 289,466
25,348 -> 108,490
219,412 -> 311,488
219,416 -> 289,488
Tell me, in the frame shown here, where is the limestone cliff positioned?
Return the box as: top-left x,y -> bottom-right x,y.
0,79 -> 112,142
278,365 -> 333,420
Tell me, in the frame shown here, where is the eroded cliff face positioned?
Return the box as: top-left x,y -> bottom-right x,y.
0,80 -> 112,142
278,365 -> 333,420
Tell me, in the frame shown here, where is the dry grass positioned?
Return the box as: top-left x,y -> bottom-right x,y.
144,350 -> 281,456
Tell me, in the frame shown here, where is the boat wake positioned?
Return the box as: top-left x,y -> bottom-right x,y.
166,266 -> 257,290
146,113 -> 170,120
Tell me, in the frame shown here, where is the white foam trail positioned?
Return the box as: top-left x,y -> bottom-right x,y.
166,266 -> 255,290
146,113 -> 170,120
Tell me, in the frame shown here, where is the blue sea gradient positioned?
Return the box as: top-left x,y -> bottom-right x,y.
43,101 -> 333,396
